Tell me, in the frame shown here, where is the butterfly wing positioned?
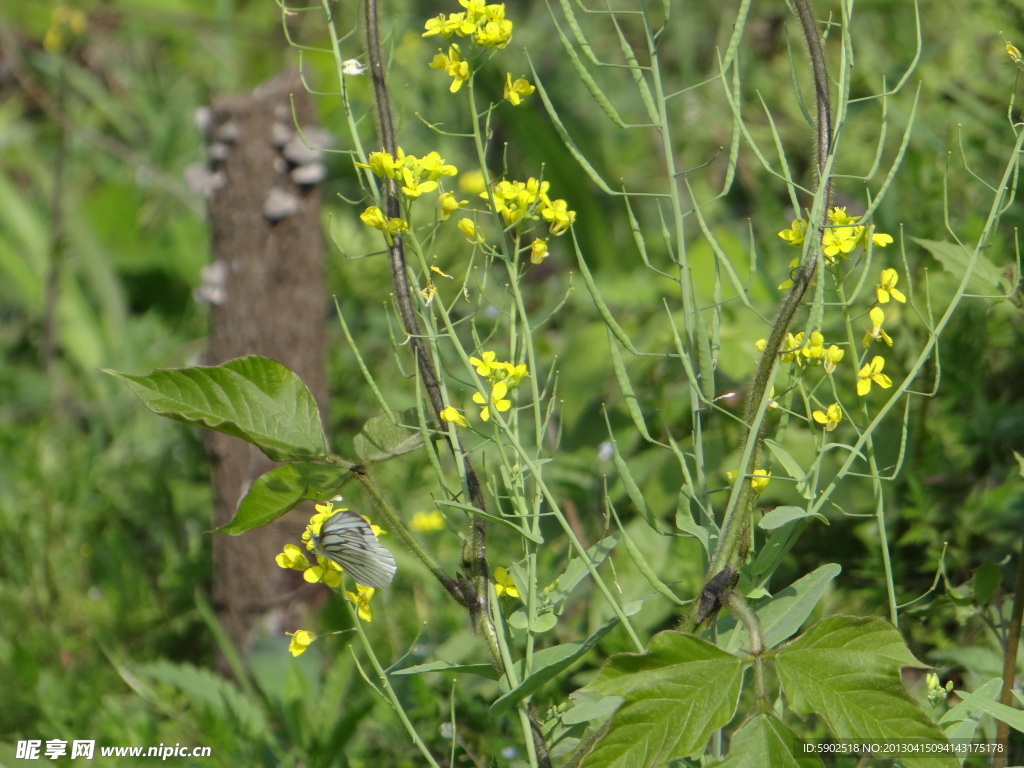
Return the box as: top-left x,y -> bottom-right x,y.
312,511 -> 397,589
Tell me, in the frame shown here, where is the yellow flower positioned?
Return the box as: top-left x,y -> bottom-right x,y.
529,238 -> 549,264
822,226 -> 860,262
275,544 -> 309,572
750,469 -> 770,492
1007,42 -> 1022,64
870,231 -> 894,248
458,217 -> 483,241
495,567 -> 520,598
540,197 -> 576,235
476,17 -> 513,48
439,405 -> 469,428
429,44 -> 471,93
504,74 -> 535,106
439,191 -> 468,221
863,306 -> 893,348
801,331 -> 826,363
345,585 -> 375,622
420,282 -> 437,305
778,218 -> 806,247
812,403 -> 843,431
876,268 -> 906,304
780,332 -> 804,364
470,350 -> 499,376
500,362 -> 528,387
359,206 -> 409,245
411,510 -> 446,532
823,344 -> 845,375
287,630 -> 317,657
473,380 -> 512,422
857,356 -> 893,396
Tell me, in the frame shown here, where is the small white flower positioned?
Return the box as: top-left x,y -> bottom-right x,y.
342,59 -> 367,76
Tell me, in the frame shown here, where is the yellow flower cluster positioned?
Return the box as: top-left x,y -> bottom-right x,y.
358,148 -> 458,200
423,1 -> 513,50
277,503 -> 385,651
43,5 -> 87,53
440,350 -> 529,426
274,501 -> 385,599
488,177 -> 576,236
779,206 -> 893,260
756,330 -> 844,374
777,206 -> 894,285
768,205 -> 911,434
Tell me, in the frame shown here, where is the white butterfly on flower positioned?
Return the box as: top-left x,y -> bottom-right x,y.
309,509 -> 396,589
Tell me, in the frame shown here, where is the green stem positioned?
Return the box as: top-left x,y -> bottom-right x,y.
682,0 -> 833,632
348,601 -> 442,768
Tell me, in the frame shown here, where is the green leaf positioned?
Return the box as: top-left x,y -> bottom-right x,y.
390,661 -> 500,680
491,618 -> 620,717
353,408 -> 424,464
708,714 -> 824,768
106,356 -> 327,462
580,631 -> 745,767
948,679 -> 1024,733
756,564 -> 842,649
564,689 -> 624,726
675,487 -> 711,553
763,440 -> 810,498
133,660 -> 269,740
507,609 -> 558,633
970,561 -> 1002,605
912,237 -> 1006,294
775,616 -> 957,768
215,463 -> 352,534
759,506 -> 828,530
544,535 -> 619,607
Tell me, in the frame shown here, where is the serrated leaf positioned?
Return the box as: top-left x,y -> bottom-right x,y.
759,506 -> 828,530
775,616 -> 957,768
353,408 -> 424,464
106,356 -> 327,461
216,463 -> 352,534
912,237 -> 1006,294
491,618 -> 620,717
580,632 -> 745,767
708,714 -> 824,768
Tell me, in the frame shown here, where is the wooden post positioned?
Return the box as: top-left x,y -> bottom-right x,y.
197,71 -> 327,652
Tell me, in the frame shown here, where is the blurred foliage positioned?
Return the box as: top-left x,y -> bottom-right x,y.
1,0 -> 1023,765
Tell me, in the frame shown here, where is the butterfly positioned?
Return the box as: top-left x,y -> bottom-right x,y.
309,510 -> 397,589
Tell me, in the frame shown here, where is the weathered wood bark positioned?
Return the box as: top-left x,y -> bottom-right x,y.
200,71 -> 327,653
